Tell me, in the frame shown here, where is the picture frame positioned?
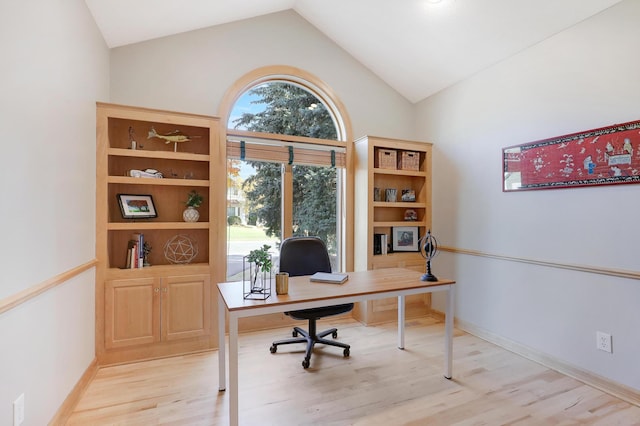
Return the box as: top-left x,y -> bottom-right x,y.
503,119 -> 640,191
401,189 -> 416,202
392,226 -> 419,252
117,194 -> 158,219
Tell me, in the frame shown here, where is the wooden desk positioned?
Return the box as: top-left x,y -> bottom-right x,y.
217,267 -> 455,426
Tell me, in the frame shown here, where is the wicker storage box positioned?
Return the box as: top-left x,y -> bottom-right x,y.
399,151 -> 420,171
377,149 -> 397,169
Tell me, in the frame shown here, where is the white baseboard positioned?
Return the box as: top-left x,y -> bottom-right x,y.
431,310 -> 640,407
49,357 -> 99,425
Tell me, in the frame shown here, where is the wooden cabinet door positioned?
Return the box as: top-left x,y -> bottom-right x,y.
161,274 -> 211,342
105,277 -> 161,349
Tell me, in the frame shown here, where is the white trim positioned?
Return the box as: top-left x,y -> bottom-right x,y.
450,316 -> 640,407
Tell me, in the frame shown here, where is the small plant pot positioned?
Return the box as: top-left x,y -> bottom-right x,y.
183,206 -> 200,222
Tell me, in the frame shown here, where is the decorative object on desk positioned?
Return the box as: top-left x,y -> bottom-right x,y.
243,244 -> 273,300
163,234 -> 198,264
183,190 -> 203,222
401,189 -> 416,202
419,229 -> 439,282
373,187 -> 383,201
148,126 -> 198,152
404,209 -> 418,221
392,226 -> 419,252
385,188 -> 397,202
275,272 -> 289,295
503,118 -> 640,191
117,194 -> 157,219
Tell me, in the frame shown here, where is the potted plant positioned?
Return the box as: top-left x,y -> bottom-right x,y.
243,244 -> 273,299
183,190 -> 203,222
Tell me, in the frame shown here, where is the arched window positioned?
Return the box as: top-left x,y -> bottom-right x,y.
219,66 -> 353,280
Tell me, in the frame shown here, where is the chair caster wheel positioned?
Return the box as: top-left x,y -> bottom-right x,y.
270,345 -> 277,354
332,331 -> 338,339
302,359 -> 310,369
343,348 -> 350,357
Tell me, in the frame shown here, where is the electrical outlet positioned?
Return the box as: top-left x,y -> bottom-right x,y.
13,393 -> 24,426
596,331 -> 612,353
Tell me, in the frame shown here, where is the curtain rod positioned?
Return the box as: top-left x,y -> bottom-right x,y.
226,135 -> 346,153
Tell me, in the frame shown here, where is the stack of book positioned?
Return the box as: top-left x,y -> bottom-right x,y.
373,233 -> 388,255
126,233 -> 144,268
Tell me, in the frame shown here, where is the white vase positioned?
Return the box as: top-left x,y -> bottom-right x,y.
183,206 -> 200,222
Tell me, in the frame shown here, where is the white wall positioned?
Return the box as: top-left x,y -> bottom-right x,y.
417,0 -> 640,390
0,0 -> 109,423
109,10 -> 415,140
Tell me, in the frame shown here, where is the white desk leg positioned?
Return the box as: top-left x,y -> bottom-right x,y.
398,295 -> 405,349
218,296 -> 226,391
229,313 -> 239,426
444,285 -> 454,379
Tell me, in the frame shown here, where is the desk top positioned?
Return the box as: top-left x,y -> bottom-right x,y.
218,268 -> 455,312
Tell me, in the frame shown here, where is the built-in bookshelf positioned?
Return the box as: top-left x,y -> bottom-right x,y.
354,135 -> 433,324
95,103 -> 226,365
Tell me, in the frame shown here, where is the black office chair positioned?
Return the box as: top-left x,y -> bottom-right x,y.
269,236 -> 353,369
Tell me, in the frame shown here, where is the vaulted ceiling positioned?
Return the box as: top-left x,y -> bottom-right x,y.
85,0 -> 623,103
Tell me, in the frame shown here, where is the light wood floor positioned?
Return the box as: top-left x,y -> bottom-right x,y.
67,317 -> 640,425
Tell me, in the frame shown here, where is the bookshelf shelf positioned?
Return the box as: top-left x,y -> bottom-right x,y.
107,176 -> 210,187
108,147 -> 210,162
107,222 -> 210,231
372,221 -> 427,228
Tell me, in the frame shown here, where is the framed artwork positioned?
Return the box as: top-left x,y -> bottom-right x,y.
392,226 -> 419,252
503,119 -> 640,191
117,194 -> 158,219
401,189 -> 416,202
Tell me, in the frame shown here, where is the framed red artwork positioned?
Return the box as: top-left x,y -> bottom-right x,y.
503,119 -> 640,191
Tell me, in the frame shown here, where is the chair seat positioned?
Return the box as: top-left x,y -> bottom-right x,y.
286,303 -> 354,321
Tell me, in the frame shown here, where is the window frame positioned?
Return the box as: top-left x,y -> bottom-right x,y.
218,66 -> 354,274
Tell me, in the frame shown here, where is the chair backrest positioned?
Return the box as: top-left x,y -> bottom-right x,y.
279,236 -> 332,277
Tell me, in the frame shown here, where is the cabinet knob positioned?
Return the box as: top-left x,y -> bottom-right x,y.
154,287 -> 160,293
162,287 -> 168,293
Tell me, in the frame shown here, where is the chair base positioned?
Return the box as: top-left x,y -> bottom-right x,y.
270,321 -> 350,369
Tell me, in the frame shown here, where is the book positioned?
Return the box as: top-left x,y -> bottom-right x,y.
373,234 -> 383,255
309,272 -> 349,284
126,239 -> 138,268
131,233 -> 144,268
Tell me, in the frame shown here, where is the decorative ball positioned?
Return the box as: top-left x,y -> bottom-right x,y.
164,234 -> 198,264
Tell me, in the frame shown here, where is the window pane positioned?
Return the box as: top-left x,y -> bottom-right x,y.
226,159 -> 280,281
229,82 -> 337,140
292,164 -> 339,270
